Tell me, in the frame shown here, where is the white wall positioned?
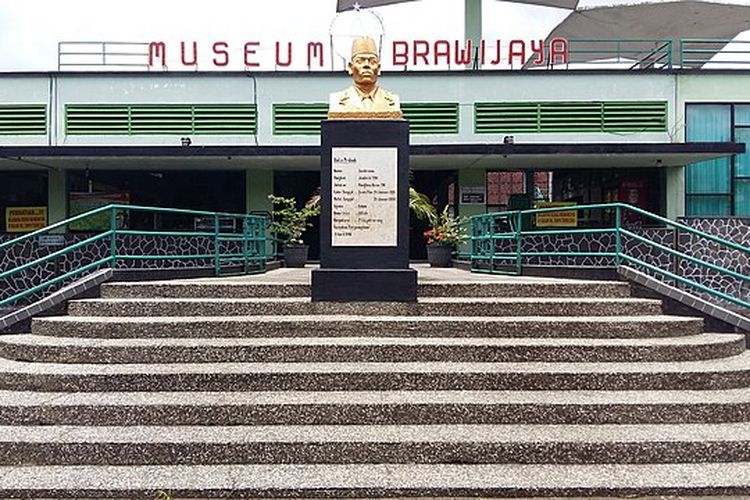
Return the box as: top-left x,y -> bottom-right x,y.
0,70 -> 678,147
0,76 -> 53,146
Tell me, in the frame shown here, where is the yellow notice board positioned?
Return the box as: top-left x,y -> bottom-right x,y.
5,206 -> 47,233
535,202 -> 577,227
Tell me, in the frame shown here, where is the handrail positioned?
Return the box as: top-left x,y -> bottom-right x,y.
470,202 -> 750,310
680,38 -> 750,69
0,204 -> 267,309
565,38 -> 673,70
0,204 -> 113,250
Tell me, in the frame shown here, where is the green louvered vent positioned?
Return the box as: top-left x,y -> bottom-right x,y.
273,103 -> 328,135
475,101 -> 667,134
602,101 -> 667,132
0,105 -> 47,135
273,102 -> 460,135
402,103 -> 459,134
66,104 -> 256,135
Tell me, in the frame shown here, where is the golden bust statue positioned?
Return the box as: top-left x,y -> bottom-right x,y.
328,36 -> 403,120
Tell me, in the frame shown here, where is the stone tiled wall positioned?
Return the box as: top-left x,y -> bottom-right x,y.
476,227 -> 674,268
677,218 -> 750,307
2,218 -> 748,309
0,233 -> 243,307
472,218 -> 750,307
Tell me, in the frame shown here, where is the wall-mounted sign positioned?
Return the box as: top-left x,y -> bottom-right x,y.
69,192 -> 130,231
460,186 -> 486,205
331,147 -> 398,247
37,235 -> 66,247
535,201 -> 578,227
145,38 -> 568,71
5,207 -> 47,233
194,216 -> 237,232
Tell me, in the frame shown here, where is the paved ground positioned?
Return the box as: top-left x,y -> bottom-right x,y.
75,496 -> 750,500
172,264 -> 610,286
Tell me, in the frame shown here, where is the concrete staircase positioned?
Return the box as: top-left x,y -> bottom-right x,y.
0,268 -> 749,497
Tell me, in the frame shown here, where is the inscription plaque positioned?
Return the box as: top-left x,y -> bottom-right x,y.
331,147 -> 398,247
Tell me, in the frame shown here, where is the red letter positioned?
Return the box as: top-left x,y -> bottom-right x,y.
433,40 -> 450,66
530,39 -> 545,66
392,41 -> 409,66
550,37 -> 568,65
244,41 -> 260,67
212,41 -> 229,67
508,39 -> 526,67
275,41 -> 292,67
454,39 -> 473,65
479,39 -> 486,66
148,41 -> 166,67
307,42 -> 324,68
490,39 -> 501,65
181,41 -> 197,67
413,40 -> 429,66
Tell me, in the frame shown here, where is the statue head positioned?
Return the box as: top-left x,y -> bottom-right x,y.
348,36 -> 380,88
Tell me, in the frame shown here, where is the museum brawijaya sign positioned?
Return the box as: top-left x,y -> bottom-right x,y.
145,38 -> 569,70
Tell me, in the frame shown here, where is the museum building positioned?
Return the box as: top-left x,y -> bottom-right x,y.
2,0 -> 750,263
0,67 -> 747,257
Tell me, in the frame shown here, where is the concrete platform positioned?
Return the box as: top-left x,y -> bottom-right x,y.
99,265 -> 634,299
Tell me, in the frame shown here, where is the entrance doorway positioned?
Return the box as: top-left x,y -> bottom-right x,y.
410,170 -> 457,260
273,171 -> 321,260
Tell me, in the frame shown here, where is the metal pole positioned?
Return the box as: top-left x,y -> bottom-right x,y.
110,207 -> 117,268
242,217 -> 249,274
259,218 -> 267,272
214,214 -> 220,276
515,211 -> 523,276
673,226 -> 681,288
614,205 -> 622,267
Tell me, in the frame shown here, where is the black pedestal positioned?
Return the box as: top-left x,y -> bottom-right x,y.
312,120 -> 417,302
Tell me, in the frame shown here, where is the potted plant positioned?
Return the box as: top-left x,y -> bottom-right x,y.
268,194 -> 320,267
423,206 -> 468,267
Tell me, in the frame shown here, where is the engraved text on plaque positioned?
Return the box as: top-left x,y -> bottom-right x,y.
331,147 -> 398,247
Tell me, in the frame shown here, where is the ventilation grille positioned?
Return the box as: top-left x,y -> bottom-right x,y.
273,102 -> 460,135
273,103 -> 327,135
0,105 -> 47,135
66,104 -> 257,135
475,101 -> 667,134
402,103 -> 459,134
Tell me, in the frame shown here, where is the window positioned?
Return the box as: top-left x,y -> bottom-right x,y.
686,104 -> 749,216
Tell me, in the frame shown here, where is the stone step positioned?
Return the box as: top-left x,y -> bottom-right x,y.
30,315 -> 705,339
0,463 -> 749,498
100,280 -> 632,299
2,353 -> 750,392
68,296 -> 662,317
1,422 -> 750,465
0,333 -> 742,364
4,388 -> 750,426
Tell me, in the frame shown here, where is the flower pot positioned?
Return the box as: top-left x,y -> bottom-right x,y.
283,244 -> 309,268
426,243 -> 453,267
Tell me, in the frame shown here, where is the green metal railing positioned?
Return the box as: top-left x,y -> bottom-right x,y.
470,203 -> 750,310
565,39 -> 673,69
0,204 -> 266,309
680,39 -> 750,69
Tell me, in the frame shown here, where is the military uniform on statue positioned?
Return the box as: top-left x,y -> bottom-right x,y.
313,36 -> 416,302
327,36 -> 403,120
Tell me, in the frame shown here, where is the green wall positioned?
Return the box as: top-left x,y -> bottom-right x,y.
245,169 -> 274,257
47,169 -> 67,232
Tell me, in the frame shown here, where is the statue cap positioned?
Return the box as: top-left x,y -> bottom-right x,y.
351,36 -> 378,58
